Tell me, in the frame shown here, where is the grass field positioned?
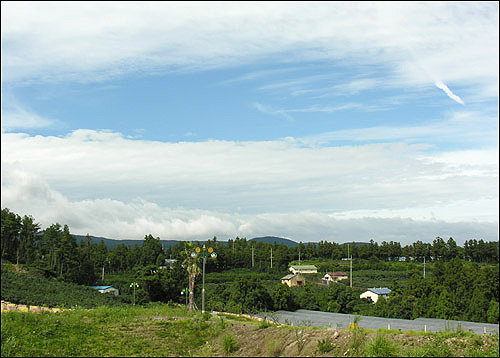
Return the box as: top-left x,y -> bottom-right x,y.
2,302 -> 499,357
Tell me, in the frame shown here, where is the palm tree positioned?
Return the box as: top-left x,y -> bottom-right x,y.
183,242 -> 201,311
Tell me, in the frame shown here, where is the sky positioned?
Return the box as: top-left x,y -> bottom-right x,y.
1,2 -> 498,245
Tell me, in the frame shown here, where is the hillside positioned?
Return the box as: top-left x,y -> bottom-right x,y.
248,236 -> 299,247
72,234 -> 301,250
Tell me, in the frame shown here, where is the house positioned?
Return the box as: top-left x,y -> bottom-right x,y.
359,288 -> 391,303
322,272 -> 348,283
289,265 -> 318,274
281,273 -> 305,287
91,286 -> 120,296
159,258 -> 178,269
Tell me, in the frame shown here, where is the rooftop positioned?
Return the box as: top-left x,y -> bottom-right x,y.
290,265 -> 318,270
368,288 -> 391,295
91,286 -> 118,290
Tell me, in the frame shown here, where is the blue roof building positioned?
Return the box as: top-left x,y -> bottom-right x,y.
360,287 -> 391,303
91,286 -> 120,296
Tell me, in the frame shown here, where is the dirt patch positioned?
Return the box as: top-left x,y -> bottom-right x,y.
208,320 -> 351,357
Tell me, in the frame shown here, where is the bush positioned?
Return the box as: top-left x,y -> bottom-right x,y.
222,334 -> 239,354
363,333 -> 399,357
317,337 -> 334,353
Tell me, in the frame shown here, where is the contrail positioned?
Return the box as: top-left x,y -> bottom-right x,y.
434,80 -> 465,105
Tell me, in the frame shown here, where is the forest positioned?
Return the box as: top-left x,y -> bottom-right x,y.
1,207 -> 499,324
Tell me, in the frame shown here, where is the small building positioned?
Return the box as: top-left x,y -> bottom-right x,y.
159,258 -> 178,269
322,272 -> 348,283
289,265 -> 318,274
359,288 -> 391,303
91,286 -> 120,296
281,273 -> 305,287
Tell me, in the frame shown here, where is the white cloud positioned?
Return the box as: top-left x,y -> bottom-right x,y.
434,80 -> 465,105
1,98 -> 56,130
1,168 -> 496,245
1,128 -> 498,244
2,2 -> 498,102
300,110 -> 498,147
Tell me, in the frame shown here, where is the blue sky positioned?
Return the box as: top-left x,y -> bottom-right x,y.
1,2 -> 498,244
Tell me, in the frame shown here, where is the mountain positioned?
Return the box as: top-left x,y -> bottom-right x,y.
248,236 -> 299,247
70,234 -> 300,249
72,235 -> 181,250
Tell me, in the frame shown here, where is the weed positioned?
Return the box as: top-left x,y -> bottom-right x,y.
317,337 -> 334,353
363,333 -> 399,357
222,334 -> 239,354
216,317 -> 226,330
294,328 -> 306,353
347,316 -> 366,355
266,336 -> 282,357
258,318 -> 273,330
406,340 -> 452,357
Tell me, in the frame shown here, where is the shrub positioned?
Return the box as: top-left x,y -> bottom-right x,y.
363,333 -> 399,357
222,334 -> 239,354
317,337 -> 334,353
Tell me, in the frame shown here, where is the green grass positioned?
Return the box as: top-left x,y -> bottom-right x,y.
363,333 -> 400,357
222,333 -> 240,354
2,303 -> 498,357
0,303 -> 215,357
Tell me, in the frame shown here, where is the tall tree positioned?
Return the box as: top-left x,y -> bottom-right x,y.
183,242 -> 201,311
1,208 -> 22,262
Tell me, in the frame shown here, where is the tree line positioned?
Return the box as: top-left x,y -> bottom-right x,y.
1,207 -> 499,324
2,207 -> 498,280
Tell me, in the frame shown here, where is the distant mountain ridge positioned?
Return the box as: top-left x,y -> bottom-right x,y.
70,234 -> 366,250
248,236 -> 299,247
71,234 -> 300,249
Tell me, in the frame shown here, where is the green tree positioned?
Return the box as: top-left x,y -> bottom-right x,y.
271,283 -> 295,310
228,276 -> 272,313
430,287 -> 455,319
487,300 -> 499,324
140,234 -> 164,266
19,215 -> 40,265
1,208 -> 22,262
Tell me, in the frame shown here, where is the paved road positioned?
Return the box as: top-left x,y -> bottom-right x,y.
256,309 -> 499,335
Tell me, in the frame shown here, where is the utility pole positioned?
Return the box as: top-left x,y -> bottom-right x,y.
350,253 -> 353,288
270,247 -> 273,269
423,256 -> 426,278
299,247 -> 301,265
252,246 -> 254,267
348,243 -> 353,288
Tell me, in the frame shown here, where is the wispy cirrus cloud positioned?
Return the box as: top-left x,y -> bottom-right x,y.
1,97 -> 57,130
434,80 -> 465,105
2,2 -> 497,103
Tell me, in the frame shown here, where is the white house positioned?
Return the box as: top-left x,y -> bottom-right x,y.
359,288 -> 391,303
322,272 -> 348,283
91,286 -> 120,296
289,265 -> 318,274
159,258 -> 178,269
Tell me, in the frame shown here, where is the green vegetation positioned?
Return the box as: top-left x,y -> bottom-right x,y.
2,300 -> 498,357
222,333 -> 240,354
1,264 -> 126,308
317,337 -> 335,353
1,207 -> 499,325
